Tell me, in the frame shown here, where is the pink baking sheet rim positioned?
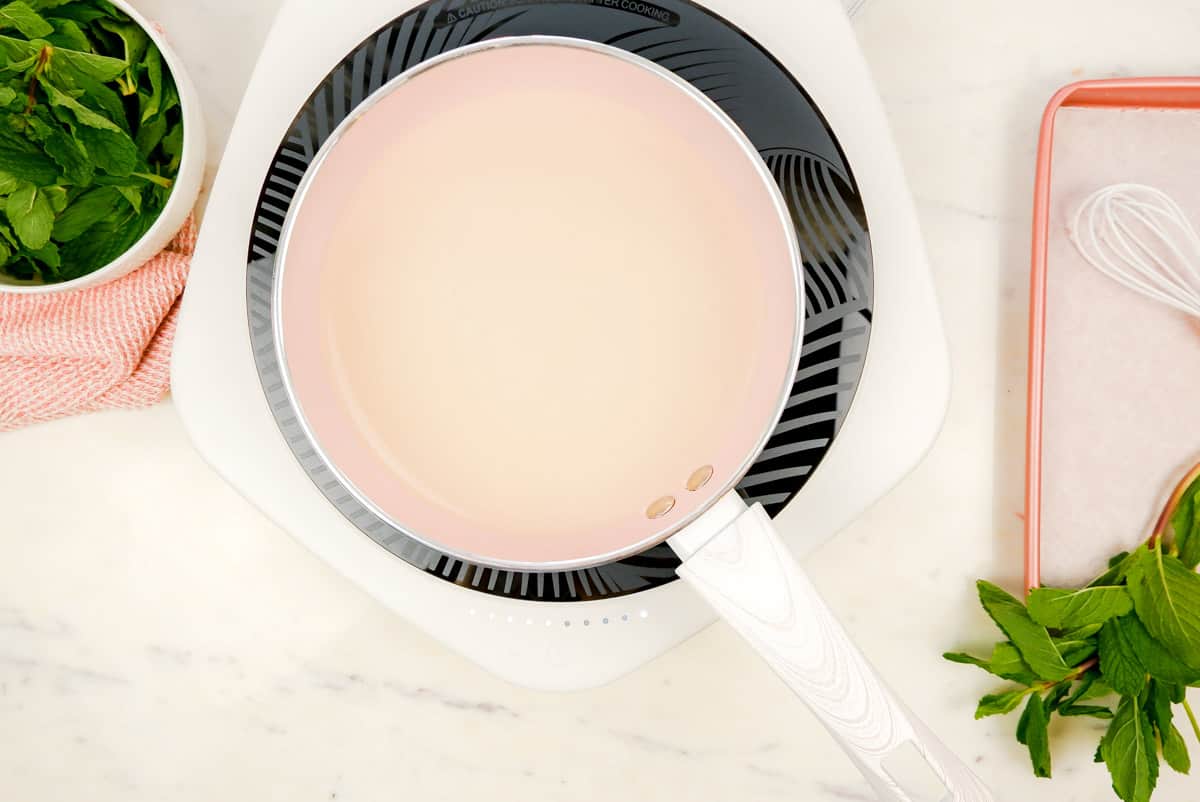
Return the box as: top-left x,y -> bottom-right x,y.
1024,77 -> 1200,591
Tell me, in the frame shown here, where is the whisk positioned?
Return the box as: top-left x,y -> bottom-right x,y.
1071,183 -> 1200,320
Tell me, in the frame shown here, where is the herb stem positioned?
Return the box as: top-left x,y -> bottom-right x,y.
132,172 -> 173,189
23,45 -> 52,115
1184,698 -> 1200,745
1029,658 -> 1098,694
1065,657 -> 1098,683
1149,459 -> 1200,549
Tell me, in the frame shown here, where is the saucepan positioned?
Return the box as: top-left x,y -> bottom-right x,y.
272,35 -> 990,802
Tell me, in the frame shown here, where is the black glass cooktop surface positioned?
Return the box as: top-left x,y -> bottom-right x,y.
247,0 -> 873,602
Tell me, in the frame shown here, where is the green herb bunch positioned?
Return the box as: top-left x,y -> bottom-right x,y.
0,0 -> 181,284
947,466 -> 1200,802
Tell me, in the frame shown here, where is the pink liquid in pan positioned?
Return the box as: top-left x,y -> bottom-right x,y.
280,43 -> 798,566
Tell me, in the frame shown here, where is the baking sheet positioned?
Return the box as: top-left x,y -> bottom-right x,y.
1039,105 -> 1200,587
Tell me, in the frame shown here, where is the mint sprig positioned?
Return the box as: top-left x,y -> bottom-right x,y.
948,466 -> 1200,802
0,0 -> 182,284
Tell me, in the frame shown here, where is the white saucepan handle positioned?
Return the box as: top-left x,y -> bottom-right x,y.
670,497 -> 992,802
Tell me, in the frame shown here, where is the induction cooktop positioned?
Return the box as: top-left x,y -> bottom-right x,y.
173,0 -> 948,690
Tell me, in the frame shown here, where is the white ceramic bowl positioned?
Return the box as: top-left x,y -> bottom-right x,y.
0,0 -> 205,294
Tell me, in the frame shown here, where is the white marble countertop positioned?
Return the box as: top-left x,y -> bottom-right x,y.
2,1 -> 1199,800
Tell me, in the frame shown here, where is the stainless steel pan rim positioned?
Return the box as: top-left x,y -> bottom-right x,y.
272,34 -> 805,573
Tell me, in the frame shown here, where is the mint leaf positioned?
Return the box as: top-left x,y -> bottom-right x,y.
1126,545 -> 1200,670
47,43 -> 125,81
1171,474 -> 1200,570
1029,586 -> 1133,629
1080,678 -> 1116,701
113,182 -> 140,212
1045,679 -> 1072,710
65,73 -> 127,128
1092,551 -> 1137,588
0,125 -> 59,185
1161,723 -> 1191,775
0,1 -> 52,38
1099,617 -> 1147,697
159,73 -> 178,112
160,118 -> 181,171
33,0 -> 107,20
134,110 -> 165,157
26,113 -> 92,185
96,16 -> 145,93
76,125 -> 135,176
1148,681 -> 1191,774
0,51 -> 36,73
1062,622 -> 1105,641
1017,693 -> 1034,744
140,43 -> 161,122
1054,635 -> 1098,667
42,79 -> 122,131
975,687 -> 1032,719
977,581 -> 1073,681
41,183 -> 65,212
57,201 -> 152,279
0,168 -> 19,194
51,184 -> 118,240
0,30 -> 36,60
988,643 -> 1046,681
26,0 -> 80,10
28,237 -> 57,270
944,641 -> 1038,684
44,16 -> 87,50
5,182 -> 52,248
1022,693 -> 1052,778
1101,695 -> 1159,802
1119,613 -> 1200,685
96,16 -> 146,64
1058,674 -> 1118,719
1059,704 -> 1114,719
1061,671 -> 1098,708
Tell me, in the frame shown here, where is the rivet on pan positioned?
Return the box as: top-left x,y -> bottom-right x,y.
687,465 -> 715,492
646,496 -> 676,519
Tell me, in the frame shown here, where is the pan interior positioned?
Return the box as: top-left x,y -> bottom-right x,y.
277,41 -> 800,569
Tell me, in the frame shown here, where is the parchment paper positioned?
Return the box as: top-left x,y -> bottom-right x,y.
1040,106 -> 1200,587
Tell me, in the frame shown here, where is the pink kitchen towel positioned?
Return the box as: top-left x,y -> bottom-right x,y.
0,218 -> 195,432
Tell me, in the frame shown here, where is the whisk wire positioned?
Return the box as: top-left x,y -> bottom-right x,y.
1071,183 -> 1200,320
1110,202 -> 1189,299
1120,195 -> 1200,291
